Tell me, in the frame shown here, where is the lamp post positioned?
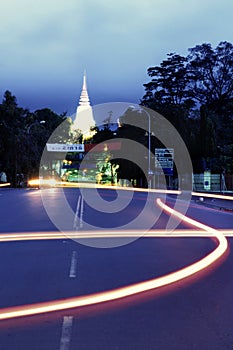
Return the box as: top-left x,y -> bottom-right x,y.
130,105 -> 153,188
27,120 -> 46,134
26,120 -> 46,183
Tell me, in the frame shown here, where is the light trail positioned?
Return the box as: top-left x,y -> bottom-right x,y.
39,180 -> 182,195
0,183 -> 11,187
192,191 -> 233,201
0,230 -> 233,243
56,181 -> 233,201
0,201 -> 229,321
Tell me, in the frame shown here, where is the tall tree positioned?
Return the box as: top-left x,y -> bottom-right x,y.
0,92 -> 73,184
187,41 -> 233,108
141,42 -> 233,172
0,91 -> 30,184
141,53 -> 196,160
142,53 -> 194,110
187,41 -> 233,171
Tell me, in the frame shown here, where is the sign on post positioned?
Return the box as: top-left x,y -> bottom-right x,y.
155,148 -> 174,175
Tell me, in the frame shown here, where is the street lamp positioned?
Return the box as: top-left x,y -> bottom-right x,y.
27,120 -> 46,134
128,105 -> 153,188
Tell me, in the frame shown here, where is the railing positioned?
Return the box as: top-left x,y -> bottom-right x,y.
193,174 -> 233,192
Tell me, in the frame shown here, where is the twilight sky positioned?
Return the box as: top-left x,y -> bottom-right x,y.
0,0 -> 232,115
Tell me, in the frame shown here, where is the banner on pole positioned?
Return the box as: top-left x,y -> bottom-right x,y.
46,144 -> 85,152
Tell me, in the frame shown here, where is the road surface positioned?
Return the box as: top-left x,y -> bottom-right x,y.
0,186 -> 232,350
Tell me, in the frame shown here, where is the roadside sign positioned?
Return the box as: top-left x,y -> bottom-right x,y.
46,144 -> 85,152
155,148 -> 174,175
204,170 -> 211,190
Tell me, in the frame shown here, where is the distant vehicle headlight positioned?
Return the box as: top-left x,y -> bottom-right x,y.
28,178 -> 59,188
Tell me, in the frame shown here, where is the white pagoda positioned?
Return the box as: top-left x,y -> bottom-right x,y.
72,71 -> 95,139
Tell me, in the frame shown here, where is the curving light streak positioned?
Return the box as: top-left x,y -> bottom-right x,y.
0,229 -> 233,243
0,201 -> 228,321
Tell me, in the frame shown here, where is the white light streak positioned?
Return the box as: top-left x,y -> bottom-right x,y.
192,191 -> 233,201
0,183 -> 11,187
0,200 -> 229,321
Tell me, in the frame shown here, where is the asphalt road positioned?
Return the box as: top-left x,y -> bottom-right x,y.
0,187 -> 232,350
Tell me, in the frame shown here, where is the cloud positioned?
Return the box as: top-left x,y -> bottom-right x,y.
0,0 -> 232,113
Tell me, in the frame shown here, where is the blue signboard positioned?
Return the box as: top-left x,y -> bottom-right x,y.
155,148 -> 174,175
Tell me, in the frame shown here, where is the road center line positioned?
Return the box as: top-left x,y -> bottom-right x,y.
59,316 -> 73,350
80,195 -> 84,228
69,251 -> 77,278
73,195 -> 81,229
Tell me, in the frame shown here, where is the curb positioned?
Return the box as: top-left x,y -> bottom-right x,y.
193,198 -> 233,213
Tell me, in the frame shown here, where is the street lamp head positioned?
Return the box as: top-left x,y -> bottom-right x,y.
27,120 -> 46,134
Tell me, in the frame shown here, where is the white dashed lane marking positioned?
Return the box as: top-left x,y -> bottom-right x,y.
59,316 -> 73,350
69,251 -> 77,278
73,194 -> 84,229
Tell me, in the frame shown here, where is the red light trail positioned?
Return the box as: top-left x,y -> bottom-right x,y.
0,197 -> 229,321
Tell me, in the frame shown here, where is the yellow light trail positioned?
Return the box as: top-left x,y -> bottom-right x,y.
0,183 -> 11,187
192,191 -> 233,201
40,180 -> 182,195
0,200 -> 229,321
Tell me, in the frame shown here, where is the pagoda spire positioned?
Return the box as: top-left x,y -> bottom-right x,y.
79,70 -> 90,107
72,70 -> 96,139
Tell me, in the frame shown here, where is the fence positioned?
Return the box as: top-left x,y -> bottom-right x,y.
193,173 -> 233,192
